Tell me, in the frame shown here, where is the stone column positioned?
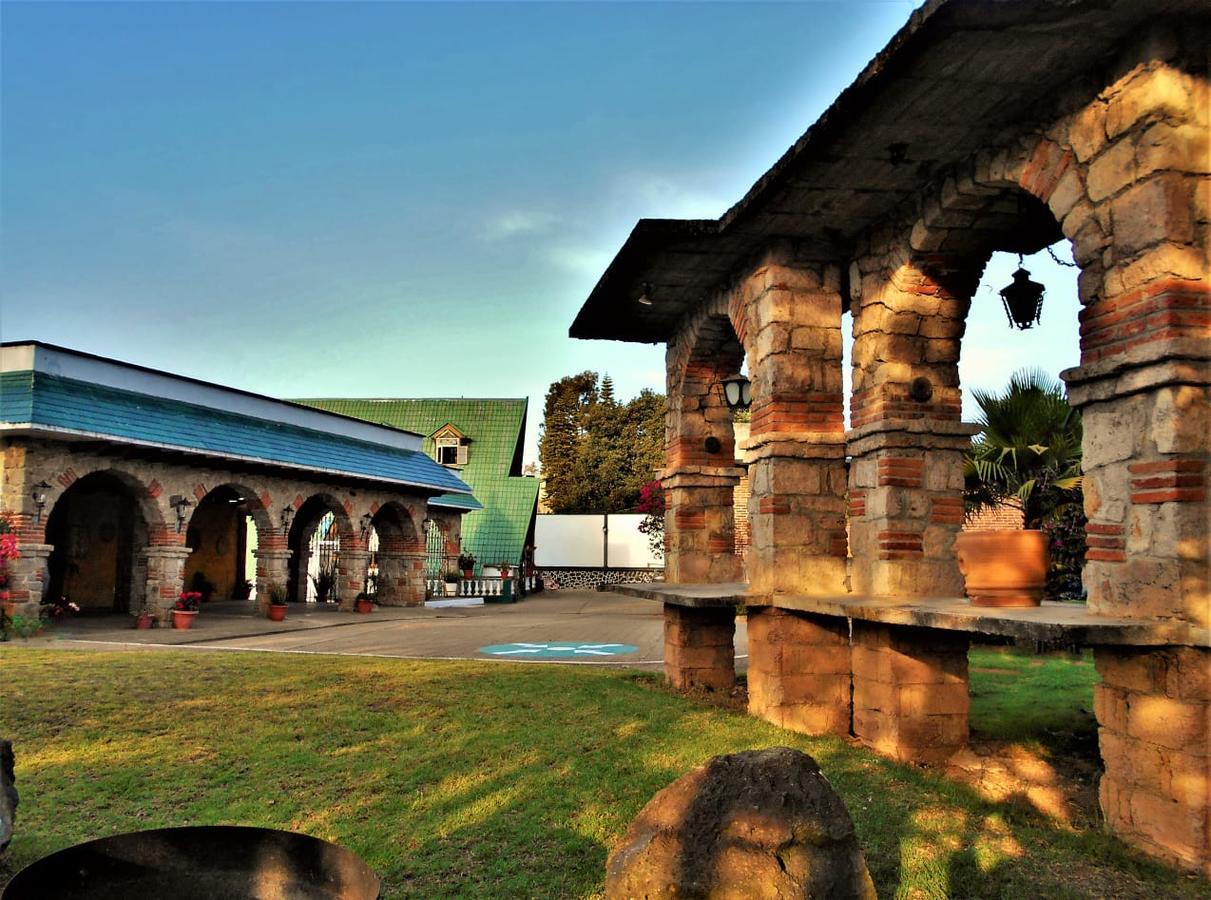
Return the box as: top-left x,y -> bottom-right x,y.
851,622 -> 970,765
252,548 -> 291,615
739,249 -> 847,597
1093,646 -> 1209,877
662,471 -> 744,584
747,607 -> 850,736
141,545 -> 192,627
3,543 -> 52,618
376,551 -> 425,606
337,549 -> 371,612
663,604 -> 735,692
847,423 -> 976,597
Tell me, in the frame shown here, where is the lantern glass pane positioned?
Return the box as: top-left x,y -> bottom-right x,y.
724,380 -> 741,407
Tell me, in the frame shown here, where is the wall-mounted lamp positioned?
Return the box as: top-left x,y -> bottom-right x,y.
281,505 -> 296,534
359,513 -> 374,540
421,516 -> 434,535
636,283 -> 653,306
721,373 -> 752,410
168,495 -> 193,533
999,256 -> 1045,330
31,480 -> 52,524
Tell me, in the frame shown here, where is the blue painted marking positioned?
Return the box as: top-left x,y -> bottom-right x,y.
479,642 -> 639,659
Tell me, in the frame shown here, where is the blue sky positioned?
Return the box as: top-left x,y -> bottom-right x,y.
1,1 -> 1077,464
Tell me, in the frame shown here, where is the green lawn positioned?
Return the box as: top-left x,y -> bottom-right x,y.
0,648 -> 1200,899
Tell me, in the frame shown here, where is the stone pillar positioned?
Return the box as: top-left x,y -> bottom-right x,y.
847,423 -> 976,597
252,548 -> 291,615
662,471 -> 744,584
3,543 -> 52,618
376,551 -> 425,606
1094,646 -> 1210,877
851,622 -> 970,765
291,547 -> 312,603
738,248 -> 847,597
663,603 -> 735,692
747,607 -> 850,736
141,545 -> 192,627
337,549 -> 371,612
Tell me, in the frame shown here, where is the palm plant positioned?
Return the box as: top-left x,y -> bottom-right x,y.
964,368 -> 1082,530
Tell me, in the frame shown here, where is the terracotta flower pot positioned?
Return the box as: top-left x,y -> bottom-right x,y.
268,604 -> 287,622
135,613 -> 154,630
954,529 -> 1049,607
171,609 -> 198,630
355,599 -> 374,614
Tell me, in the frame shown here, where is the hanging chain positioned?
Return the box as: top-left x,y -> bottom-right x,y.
1047,245 -> 1078,267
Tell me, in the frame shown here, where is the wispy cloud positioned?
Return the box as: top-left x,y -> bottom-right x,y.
615,171 -> 731,221
481,209 -> 561,242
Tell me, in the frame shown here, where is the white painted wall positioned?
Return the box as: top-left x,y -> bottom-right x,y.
534,513 -> 662,569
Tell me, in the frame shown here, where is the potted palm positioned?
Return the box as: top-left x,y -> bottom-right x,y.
310,566 -> 337,604
956,369 -> 1082,607
172,591 -> 202,629
266,582 -> 289,621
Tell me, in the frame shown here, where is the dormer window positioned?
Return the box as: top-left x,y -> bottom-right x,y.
432,424 -> 469,467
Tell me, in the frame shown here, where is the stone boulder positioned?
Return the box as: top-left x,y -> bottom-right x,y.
606,747 -> 875,899
0,739 -> 16,852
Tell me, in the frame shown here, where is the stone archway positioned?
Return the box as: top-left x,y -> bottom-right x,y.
44,470 -> 154,614
184,484 -> 272,603
370,502 -> 425,606
287,494 -> 354,605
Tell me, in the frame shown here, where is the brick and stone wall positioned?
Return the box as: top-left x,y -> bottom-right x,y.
1,439 -> 447,624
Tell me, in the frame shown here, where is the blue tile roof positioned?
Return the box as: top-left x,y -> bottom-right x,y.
0,371 -> 480,504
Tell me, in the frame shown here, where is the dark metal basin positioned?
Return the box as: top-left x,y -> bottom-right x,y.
2,825 -> 380,899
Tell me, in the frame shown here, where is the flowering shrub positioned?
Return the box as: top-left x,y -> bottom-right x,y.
41,597 -> 80,621
1043,500 -> 1086,602
635,480 -> 666,561
0,511 -> 21,640
174,591 -> 203,612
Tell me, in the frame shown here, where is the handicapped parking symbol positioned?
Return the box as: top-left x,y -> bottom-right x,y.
479,642 -> 639,658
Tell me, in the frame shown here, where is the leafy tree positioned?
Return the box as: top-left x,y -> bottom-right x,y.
963,368 -> 1082,530
539,373 -> 666,513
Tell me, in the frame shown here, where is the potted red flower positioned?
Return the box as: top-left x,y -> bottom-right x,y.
172,591 -> 202,629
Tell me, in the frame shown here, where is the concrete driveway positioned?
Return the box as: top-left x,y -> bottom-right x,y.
35,590 -> 749,670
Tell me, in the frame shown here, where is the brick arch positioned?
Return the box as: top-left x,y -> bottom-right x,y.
188,482 -> 274,545
666,295 -> 748,470
40,465 -> 167,545
42,468 -> 163,614
371,501 -> 422,554
371,501 -> 425,606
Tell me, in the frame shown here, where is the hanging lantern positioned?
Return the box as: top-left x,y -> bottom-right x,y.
721,373 -> 752,410
998,262 -> 1045,330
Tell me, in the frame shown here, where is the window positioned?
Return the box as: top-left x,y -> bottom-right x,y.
436,436 -> 467,467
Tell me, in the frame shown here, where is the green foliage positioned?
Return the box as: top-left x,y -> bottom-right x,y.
266,581 -> 289,606
539,372 -> 666,513
964,368 -> 1083,530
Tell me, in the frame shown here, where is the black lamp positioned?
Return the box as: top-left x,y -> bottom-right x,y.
281,505 -> 295,534
999,258 -> 1045,330
168,495 -> 193,533
721,373 -> 752,410
359,513 -> 374,540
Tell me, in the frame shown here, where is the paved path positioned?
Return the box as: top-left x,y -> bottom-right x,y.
26,590 -> 749,670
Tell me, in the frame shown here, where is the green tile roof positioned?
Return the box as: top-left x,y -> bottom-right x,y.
296,398 -> 539,569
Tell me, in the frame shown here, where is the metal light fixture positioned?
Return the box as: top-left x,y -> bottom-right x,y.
31,480 -> 52,524
721,373 -> 752,410
168,495 -> 193,533
281,504 -> 296,534
636,283 -> 653,306
421,516 -> 434,534
999,256 -> 1045,330
359,513 -> 374,540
